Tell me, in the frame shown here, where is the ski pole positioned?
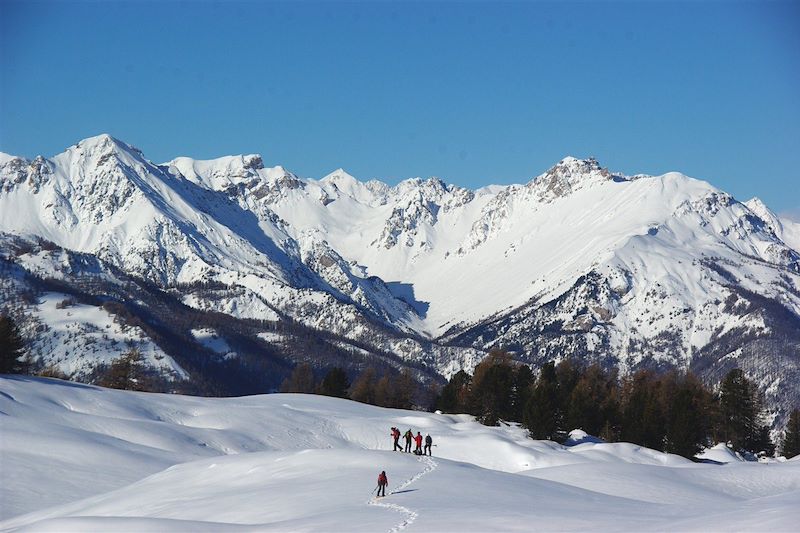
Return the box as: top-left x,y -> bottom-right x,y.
371,485 -> 378,496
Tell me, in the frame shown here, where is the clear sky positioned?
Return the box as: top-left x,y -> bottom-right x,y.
1,1 -> 798,215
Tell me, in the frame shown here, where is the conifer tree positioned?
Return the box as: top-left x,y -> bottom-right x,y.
781,409 -> 800,459
318,367 -> 350,398
349,366 -> 377,404
718,368 -> 768,452
0,314 -> 27,374
437,370 -> 472,413
566,364 -> 616,437
374,375 -> 392,407
662,372 -> 712,458
621,369 -> 665,450
391,369 -> 417,409
511,364 -> 534,422
97,348 -> 151,391
555,359 -> 579,429
471,350 -> 515,425
426,380 -> 442,412
525,362 -> 559,439
281,362 -> 316,393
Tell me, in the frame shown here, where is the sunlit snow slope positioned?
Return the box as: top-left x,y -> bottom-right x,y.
2,377 -> 799,532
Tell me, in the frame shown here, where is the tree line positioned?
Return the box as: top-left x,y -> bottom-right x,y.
280,362 -> 429,410
435,349 -> 799,459
2,313 -> 799,459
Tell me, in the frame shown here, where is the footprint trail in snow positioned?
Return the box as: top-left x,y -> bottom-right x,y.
368,455 -> 438,532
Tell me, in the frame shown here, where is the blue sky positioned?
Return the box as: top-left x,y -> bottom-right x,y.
1,1 -> 798,215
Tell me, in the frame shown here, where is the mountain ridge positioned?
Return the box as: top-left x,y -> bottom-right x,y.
2,134 -> 799,431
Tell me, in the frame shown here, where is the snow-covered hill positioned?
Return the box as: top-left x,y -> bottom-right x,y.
1,377 -> 799,531
1,135 -> 799,425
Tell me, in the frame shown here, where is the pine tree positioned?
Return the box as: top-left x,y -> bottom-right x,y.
0,314 -> 27,374
511,364 -> 534,422
525,362 -> 559,439
718,368 -> 767,452
97,348 -> 150,391
471,350 -> 515,425
391,369 -> 417,409
426,380 -> 442,412
437,370 -> 472,413
620,369 -> 665,450
281,362 -> 316,393
566,364 -> 616,437
318,367 -> 350,398
555,359 -> 579,434
662,372 -> 712,458
374,375 -> 392,407
349,366 -> 377,404
781,409 -> 800,459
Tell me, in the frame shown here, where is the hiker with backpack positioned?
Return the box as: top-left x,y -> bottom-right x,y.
424,434 -> 433,456
377,470 -> 388,497
414,431 -> 423,454
391,427 -> 402,451
404,429 -> 413,453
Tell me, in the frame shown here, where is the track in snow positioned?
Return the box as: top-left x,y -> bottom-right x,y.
368,455 -> 438,532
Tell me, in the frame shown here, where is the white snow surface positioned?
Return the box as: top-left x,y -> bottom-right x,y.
22,292 -> 187,380
2,377 -> 799,532
190,328 -> 237,359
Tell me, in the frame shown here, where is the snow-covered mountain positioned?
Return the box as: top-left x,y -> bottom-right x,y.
2,377 -> 799,530
2,135 -> 799,425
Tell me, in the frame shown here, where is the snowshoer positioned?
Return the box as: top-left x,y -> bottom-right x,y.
424,434 -> 433,456
377,470 -> 388,497
404,429 -> 413,453
391,427 -> 402,451
414,431 -> 423,454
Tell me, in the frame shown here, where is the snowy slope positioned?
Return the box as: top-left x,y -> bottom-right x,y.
4,136 -> 798,341
1,377 -> 799,532
0,135 -> 421,336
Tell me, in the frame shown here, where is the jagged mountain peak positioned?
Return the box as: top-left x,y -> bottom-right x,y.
543,156 -> 608,179
68,133 -> 146,162
321,168 -> 356,181
745,196 -> 800,253
320,168 -> 362,193
528,155 -> 624,200
395,176 -> 448,192
3,135 -> 800,433
745,197 -> 773,219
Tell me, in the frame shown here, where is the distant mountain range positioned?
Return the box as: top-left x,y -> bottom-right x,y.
2,134 -> 799,429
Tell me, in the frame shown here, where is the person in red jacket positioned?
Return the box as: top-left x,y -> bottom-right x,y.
391,427 -> 402,451
377,470 -> 388,497
414,431 -> 423,454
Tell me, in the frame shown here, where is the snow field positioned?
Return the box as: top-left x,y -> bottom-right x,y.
25,293 -> 188,380
2,376 -> 800,532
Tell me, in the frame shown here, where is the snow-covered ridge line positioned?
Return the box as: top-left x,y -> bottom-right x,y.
2,134 -> 800,432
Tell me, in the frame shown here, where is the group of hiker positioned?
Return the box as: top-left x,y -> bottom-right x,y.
375,427 -> 435,498
390,426 -> 433,456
